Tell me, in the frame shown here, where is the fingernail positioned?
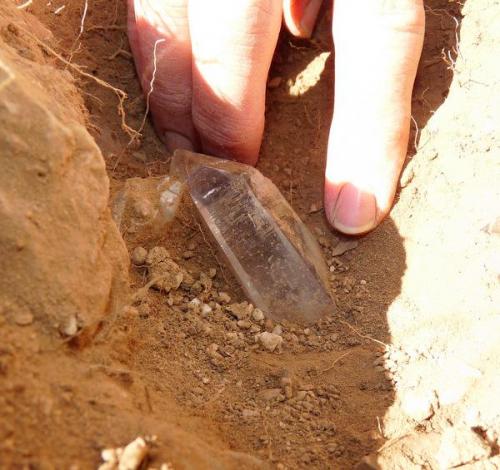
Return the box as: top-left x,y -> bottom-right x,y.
300,0 -> 323,38
164,131 -> 194,153
330,184 -> 378,235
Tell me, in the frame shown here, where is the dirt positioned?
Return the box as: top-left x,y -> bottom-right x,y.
0,0 -> 499,469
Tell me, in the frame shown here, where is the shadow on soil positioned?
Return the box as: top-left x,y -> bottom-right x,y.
261,0 -> 463,465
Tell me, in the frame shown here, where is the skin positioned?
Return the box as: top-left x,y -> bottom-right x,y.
128,0 -> 425,235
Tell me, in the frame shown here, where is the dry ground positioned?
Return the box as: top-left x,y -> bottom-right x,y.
0,0 -> 499,468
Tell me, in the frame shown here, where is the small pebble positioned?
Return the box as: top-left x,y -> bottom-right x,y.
208,268 -> 217,278
218,292 -> 231,304
272,324 -> 283,336
249,325 -> 261,334
267,76 -> 282,88
182,250 -> 195,259
331,240 -> 359,257
308,203 -> 321,213
201,304 -> 212,316
237,320 -> 252,330
131,246 -> 147,265
14,312 -> 33,326
259,388 -> 283,401
257,332 -> 283,352
60,315 -> 78,336
251,308 -> 265,322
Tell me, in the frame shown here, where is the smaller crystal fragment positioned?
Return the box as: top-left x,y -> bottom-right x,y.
112,175 -> 183,240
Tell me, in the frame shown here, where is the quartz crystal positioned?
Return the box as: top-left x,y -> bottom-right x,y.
171,150 -> 335,323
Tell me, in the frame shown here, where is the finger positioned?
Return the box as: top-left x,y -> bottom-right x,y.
128,0 -> 196,152
189,0 -> 282,165
324,0 -> 425,234
283,0 -> 323,38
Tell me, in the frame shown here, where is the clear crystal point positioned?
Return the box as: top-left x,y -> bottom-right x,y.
171,150 -> 335,324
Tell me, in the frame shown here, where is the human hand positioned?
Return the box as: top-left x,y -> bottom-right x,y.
128,0 -> 425,235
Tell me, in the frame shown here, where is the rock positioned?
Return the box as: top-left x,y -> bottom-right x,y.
258,388 -> 283,401
201,304 -> 212,316
146,246 -> 170,265
14,311 -> 33,326
59,314 -> 78,336
272,325 -> 283,336
218,292 -> 231,304
0,41 -> 128,336
308,203 -> 321,214
331,240 -> 359,257
146,247 -> 184,292
252,308 -> 265,322
199,272 -> 212,291
242,409 -> 260,419
99,437 -> 150,470
188,298 -> 201,312
237,320 -> 251,330
131,246 -> 147,266
227,302 -> 253,320
295,390 -> 307,401
256,332 -> 283,352
267,76 -> 282,89
208,268 -> 217,278
118,437 -> 149,470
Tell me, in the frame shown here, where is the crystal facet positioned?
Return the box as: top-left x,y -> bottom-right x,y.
171,150 -> 335,324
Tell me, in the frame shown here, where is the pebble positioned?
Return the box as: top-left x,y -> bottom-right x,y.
187,241 -> 197,251
218,292 -> 231,304
272,324 -> 283,336
14,311 -> 33,326
188,298 -> 201,311
182,250 -> 195,259
227,302 -> 252,320
259,388 -> 283,401
118,437 -> 149,470
251,308 -> 265,322
331,240 -> 359,257
295,390 -> 307,401
59,315 -> 78,336
242,409 -> 260,418
131,246 -> 147,265
206,343 -> 220,357
201,304 -> 212,316
256,332 -> 283,352
237,320 -> 251,330
308,203 -> 321,213
249,325 -> 261,334
208,268 -> 217,278
267,76 -> 282,88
